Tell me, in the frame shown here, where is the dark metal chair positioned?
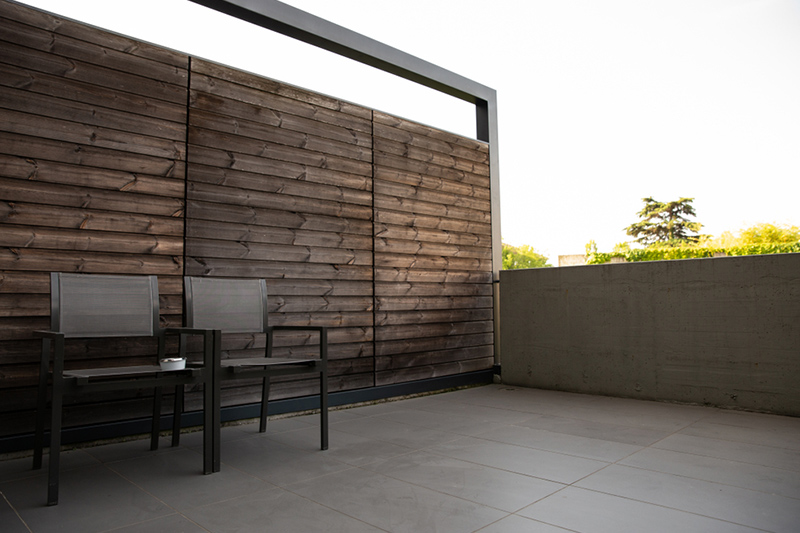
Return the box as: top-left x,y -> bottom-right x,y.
33,273 -> 220,506
180,276 -> 328,461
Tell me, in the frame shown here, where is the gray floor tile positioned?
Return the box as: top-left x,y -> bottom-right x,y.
82,436 -> 176,464
363,450 -> 564,512
427,436 -> 609,484
0,448 -> 99,483
407,397 -> 535,426
371,407 -> 512,437
576,464 -> 800,532
3,464 -> 172,533
516,412 -> 670,446
520,487 -> 764,533
620,446 -> 800,498
266,426 -> 413,466
218,434 -> 351,486
0,493 -> 31,533
682,419 -> 800,450
332,416 -> 461,449
476,514 -> 572,533
476,424 -> 642,463
184,485 -> 384,532
107,512 -> 209,533
654,432 -> 800,472
289,467 -> 506,533
108,447 -> 272,510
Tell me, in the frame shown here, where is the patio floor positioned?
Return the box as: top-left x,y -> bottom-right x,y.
1,384 -> 799,532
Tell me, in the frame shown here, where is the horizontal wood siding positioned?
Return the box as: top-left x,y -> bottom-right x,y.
373,112 -> 494,386
185,59 -> 375,404
0,1 -> 495,441
0,1 -> 188,435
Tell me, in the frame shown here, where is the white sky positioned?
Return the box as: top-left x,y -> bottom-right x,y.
17,0 -> 800,263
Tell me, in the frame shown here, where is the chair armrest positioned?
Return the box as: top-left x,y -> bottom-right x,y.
33,330 -> 65,339
165,327 -> 219,336
267,326 -> 328,332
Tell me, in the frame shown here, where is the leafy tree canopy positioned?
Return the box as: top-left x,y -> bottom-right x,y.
502,243 -> 552,269
625,197 -> 703,246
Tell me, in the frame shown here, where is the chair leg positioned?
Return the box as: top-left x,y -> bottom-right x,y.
320,329 -> 328,451
47,338 -> 64,506
33,338 -> 50,470
320,369 -> 328,451
172,385 -> 184,447
259,377 -> 270,433
151,386 -> 162,451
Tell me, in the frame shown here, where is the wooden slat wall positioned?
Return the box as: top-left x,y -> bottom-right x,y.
0,1 -> 495,440
0,1 -> 189,434
372,112 -> 494,385
185,59 -> 376,405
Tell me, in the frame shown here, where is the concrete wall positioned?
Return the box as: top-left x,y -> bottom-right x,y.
499,254 -> 800,415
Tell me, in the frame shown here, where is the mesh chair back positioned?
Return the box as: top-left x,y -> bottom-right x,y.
185,277 -> 268,333
52,273 -> 159,338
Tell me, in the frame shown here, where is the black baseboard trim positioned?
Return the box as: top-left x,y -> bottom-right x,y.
0,370 -> 493,455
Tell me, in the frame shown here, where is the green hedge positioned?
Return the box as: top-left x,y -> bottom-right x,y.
587,243 -> 800,264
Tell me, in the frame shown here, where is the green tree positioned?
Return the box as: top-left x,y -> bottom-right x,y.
502,243 -> 552,269
625,197 -> 703,246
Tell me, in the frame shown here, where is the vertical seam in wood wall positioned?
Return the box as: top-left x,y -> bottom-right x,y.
182,56 -> 193,284
370,109 -> 377,388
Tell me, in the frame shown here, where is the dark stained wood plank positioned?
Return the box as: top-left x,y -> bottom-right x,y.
0,40 -> 187,104
375,356 -> 494,386
0,226 -> 183,256
188,126 -> 371,176
374,239 -> 492,260
185,257 -> 372,281
0,132 -> 186,177
0,155 -> 184,199
186,238 -> 372,266
0,63 -> 187,123
374,136 -> 490,177
374,167 -> 491,200
375,335 -> 494,358
375,152 -> 489,188
0,108 -> 185,160
374,309 -> 493,326
0,270 -> 50,293
0,248 -> 183,275
374,208 -> 491,236
0,16 -> 187,84
374,281 -> 492,297
187,199 -> 372,235
374,267 -> 492,284
375,179 -> 491,213
375,295 -> 493,312
0,1 -> 188,68
190,103 -> 371,155
187,146 -> 371,191
374,193 -> 491,224
374,253 -> 492,272
187,181 -> 372,221
187,218 -> 372,250
0,85 -> 186,141
374,223 -> 492,248
376,320 -> 494,341
0,201 -> 184,236
373,119 -> 489,164
0,177 -> 185,217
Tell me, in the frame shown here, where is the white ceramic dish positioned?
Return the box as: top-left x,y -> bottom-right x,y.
159,357 -> 186,371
